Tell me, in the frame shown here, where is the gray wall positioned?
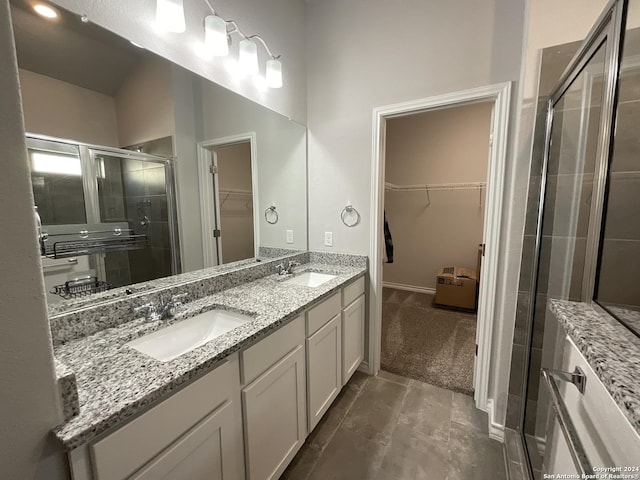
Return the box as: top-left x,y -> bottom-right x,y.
0,0 -> 67,477
306,0 -> 526,428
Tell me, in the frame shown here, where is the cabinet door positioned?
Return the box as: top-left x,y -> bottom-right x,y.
307,313 -> 342,432
242,345 -> 306,480
342,294 -> 365,385
132,399 -> 244,480
91,357 -> 240,480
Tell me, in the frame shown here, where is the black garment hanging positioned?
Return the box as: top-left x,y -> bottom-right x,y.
384,211 -> 394,263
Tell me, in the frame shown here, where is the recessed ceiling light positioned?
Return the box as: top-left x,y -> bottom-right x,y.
33,3 -> 58,19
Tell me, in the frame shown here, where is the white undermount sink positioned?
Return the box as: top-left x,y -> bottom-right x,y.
126,309 -> 253,362
284,271 -> 337,288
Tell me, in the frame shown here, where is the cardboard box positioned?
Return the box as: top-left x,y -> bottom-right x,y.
435,266 -> 478,311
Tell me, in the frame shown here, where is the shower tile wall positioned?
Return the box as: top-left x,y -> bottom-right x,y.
506,41 -> 581,430
596,28 -> 640,317
122,160 -> 172,284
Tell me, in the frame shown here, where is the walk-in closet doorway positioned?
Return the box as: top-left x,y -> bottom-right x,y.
380,101 -> 493,396
370,83 -> 512,436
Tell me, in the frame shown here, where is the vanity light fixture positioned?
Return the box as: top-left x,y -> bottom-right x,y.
33,3 -> 58,19
203,0 -> 283,88
238,39 -> 259,75
266,59 -> 283,88
204,14 -> 229,56
156,0 -> 186,33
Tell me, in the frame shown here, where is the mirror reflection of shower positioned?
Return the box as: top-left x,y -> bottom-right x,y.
29,135 -> 180,305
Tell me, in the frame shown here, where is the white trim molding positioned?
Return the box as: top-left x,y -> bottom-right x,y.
369,82 -> 512,414
486,398 -> 506,442
197,133 -> 259,268
381,282 -> 436,296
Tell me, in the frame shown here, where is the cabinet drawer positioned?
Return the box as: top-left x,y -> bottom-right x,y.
306,292 -> 341,336
343,276 -> 365,307
91,356 -> 237,480
241,316 -> 304,385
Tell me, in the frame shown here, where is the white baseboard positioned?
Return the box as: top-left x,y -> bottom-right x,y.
382,281 -> 436,295
486,398 -> 505,442
535,435 -> 546,457
357,361 -> 372,375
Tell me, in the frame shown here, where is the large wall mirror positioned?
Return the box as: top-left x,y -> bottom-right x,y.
9,0 -> 308,311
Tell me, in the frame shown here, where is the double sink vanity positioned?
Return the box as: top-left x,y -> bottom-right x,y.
51,251 -> 368,480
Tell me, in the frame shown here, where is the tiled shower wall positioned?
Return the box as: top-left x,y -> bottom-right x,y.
122,164 -> 172,284
595,28 -> 640,311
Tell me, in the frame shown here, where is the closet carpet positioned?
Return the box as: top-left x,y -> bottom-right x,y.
381,287 -> 476,395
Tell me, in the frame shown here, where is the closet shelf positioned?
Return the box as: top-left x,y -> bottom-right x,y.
219,189 -> 253,208
385,181 -> 486,206
384,181 -> 486,192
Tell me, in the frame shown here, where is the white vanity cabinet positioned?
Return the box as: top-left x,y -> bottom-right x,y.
240,316 -> 306,480
70,354 -> 245,480
306,293 -> 342,431
67,273 -> 368,480
341,276 -> 365,385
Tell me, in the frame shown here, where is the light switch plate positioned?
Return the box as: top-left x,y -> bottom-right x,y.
324,231 -> 333,247
286,229 -> 294,244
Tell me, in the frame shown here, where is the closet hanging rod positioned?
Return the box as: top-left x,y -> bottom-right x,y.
384,181 -> 486,192
218,188 -> 253,196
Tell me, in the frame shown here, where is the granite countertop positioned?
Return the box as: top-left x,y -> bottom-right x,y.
53,261 -> 366,450
550,300 -> 640,435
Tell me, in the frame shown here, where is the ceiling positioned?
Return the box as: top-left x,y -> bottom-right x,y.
10,0 -> 146,96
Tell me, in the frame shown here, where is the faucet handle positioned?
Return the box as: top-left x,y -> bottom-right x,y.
133,303 -> 156,319
171,293 -> 189,303
170,293 -> 189,309
288,261 -> 301,273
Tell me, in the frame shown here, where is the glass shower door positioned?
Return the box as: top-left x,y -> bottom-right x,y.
522,40 -> 612,477
93,150 -> 177,286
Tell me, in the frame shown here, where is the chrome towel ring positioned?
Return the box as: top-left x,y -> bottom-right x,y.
341,205 -> 360,227
265,205 -> 279,224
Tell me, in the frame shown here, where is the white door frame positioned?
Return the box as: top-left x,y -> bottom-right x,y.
369,82 -> 512,413
197,132 -> 259,267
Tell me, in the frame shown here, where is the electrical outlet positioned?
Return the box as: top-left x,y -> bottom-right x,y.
286,229 -> 294,244
324,231 -> 333,247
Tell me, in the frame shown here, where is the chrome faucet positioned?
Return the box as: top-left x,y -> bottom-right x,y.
276,260 -> 301,275
133,293 -> 189,322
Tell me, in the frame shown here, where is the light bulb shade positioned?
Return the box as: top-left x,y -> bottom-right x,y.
156,0 -> 185,33
205,15 -> 229,56
239,39 -> 259,75
266,59 -> 283,88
